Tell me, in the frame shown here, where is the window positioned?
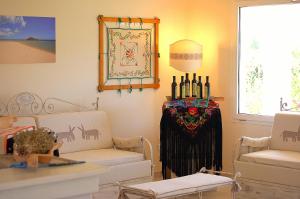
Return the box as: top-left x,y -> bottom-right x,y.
238,3 -> 300,117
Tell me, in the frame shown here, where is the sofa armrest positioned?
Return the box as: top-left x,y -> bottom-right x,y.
234,136 -> 271,161
142,137 -> 154,177
112,136 -> 154,177
241,136 -> 271,148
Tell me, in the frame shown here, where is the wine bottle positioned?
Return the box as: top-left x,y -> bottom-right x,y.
171,76 -> 177,100
197,76 -> 203,99
185,73 -> 190,97
204,76 -> 210,99
180,76 -> 186,99
192,73 -> 197,97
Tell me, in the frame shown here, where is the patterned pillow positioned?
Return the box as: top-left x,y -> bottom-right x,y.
37,111 -> 113,153
113,136 -> 143,153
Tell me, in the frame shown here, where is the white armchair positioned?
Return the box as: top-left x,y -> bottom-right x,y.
234,112 -> 300,199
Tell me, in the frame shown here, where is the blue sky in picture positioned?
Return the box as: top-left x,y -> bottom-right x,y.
0,16 -> 55,40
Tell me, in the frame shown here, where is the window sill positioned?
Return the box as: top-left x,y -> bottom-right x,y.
233,113 -> 274,126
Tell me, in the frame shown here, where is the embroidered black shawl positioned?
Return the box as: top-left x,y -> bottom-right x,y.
160,106 -> 222,179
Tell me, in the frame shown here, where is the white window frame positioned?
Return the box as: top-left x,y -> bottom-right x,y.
235,0 -> 300,124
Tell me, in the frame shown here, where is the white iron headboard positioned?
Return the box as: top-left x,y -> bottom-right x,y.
0,92 -> 99,116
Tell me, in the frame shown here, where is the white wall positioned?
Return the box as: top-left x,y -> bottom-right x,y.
0,0 -> 188,171
0,0 -> 273,172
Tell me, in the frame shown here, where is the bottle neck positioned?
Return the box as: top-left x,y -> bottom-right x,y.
186,73 -> 189,80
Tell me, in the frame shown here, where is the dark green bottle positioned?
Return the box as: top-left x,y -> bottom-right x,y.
185,73 -> 190,97
180,76 -> 186,99
171,76 -> 177,100
197,76 -> 203,99
192,73 -> 197,97
204,76 -> 210,99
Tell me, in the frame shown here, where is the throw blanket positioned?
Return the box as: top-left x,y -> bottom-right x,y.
160,105 -> 222,178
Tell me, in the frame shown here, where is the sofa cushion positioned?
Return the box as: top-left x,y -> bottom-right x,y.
98,160 -> 152,185
240,150 -> 300,170
36,111 -> 113,153
60,149 -> 151,185
60,148 -> 144,166
270,112 -> 300,152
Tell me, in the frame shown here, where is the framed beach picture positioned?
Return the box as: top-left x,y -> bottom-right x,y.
97,15 -> 160,91
0,15 -> 55,64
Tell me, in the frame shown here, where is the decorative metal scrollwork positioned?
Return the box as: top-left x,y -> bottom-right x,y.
0,92 -> 99,116
43,97 -> 99,114
2,92 -> 43,116
280,97 -> 300,112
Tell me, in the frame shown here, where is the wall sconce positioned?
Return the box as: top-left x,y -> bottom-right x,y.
169,39 -> 203,72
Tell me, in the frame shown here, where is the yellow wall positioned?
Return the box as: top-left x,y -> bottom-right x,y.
0,0 -> 273,172
185,0 -> 273,171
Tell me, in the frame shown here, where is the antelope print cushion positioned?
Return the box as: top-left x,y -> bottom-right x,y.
36,111 -> 113,153
270,112 -> 300,152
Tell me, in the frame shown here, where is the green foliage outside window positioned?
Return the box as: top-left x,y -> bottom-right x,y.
291,49 -> 300,111
244,40 -> 264,114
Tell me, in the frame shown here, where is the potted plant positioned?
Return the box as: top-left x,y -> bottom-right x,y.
13,128 -> 61,168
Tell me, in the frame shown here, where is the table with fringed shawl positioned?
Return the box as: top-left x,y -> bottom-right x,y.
160,98 -> 222,179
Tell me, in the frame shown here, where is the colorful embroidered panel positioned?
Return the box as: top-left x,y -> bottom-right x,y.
168,107 -> 209,137
163,98 -> 219,110
160,104 -> 222,178
107,28 -> 152,79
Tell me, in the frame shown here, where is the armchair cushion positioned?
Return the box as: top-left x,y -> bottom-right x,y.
240,150 -> 300,170
235,160 -> 300,188
270,112 -> 300,152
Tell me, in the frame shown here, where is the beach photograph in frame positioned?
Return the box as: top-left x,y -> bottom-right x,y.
0,15 -> 55,64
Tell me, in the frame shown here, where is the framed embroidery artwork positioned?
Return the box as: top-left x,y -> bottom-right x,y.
97,15 -> 160,91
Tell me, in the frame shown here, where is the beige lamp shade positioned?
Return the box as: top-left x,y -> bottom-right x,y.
169,39 -> 202,72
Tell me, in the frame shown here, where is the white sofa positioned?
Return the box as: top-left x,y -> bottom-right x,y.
234,112 -> 300,199
13,110 -> 153,188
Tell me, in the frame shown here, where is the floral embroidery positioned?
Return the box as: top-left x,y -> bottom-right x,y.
188,107 -> 198,116
168,107 -> 209,136
107,28 -> 152,79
